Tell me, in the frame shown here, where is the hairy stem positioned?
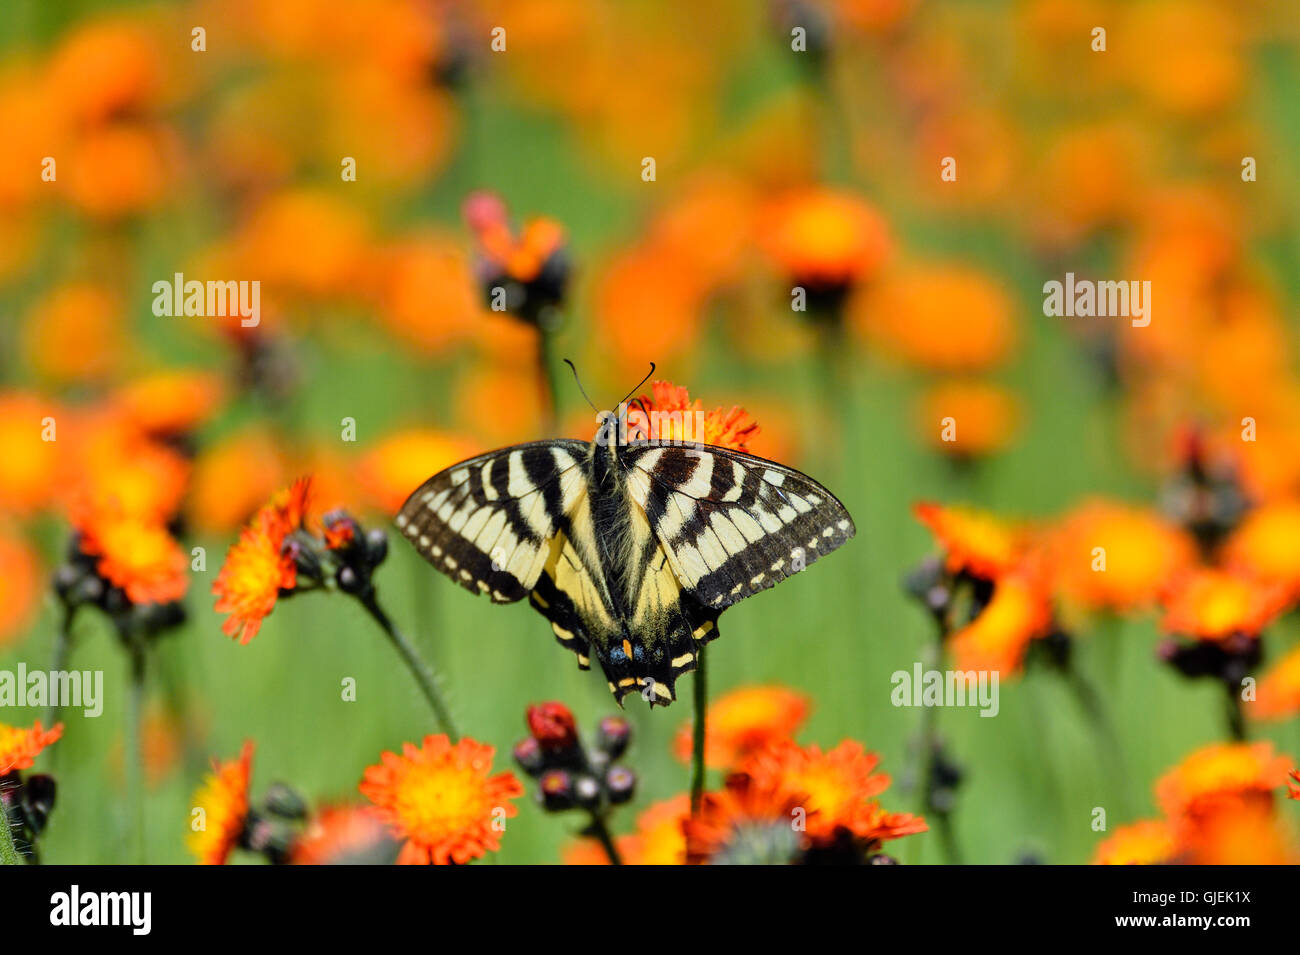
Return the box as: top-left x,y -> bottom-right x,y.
358,590 -> 460,742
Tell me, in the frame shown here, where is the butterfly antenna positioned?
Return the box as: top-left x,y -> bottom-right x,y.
563,358 -> 599,413
617,362 -> 657,408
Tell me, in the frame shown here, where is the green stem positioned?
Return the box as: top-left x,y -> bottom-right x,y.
690,645 -> 708,816
47,604 -> 76,730
0,796 -> 22,865
126,639 -> 146,865
588,812 -> 623,866
536,323 -> 561,437
358,589 -> 460,742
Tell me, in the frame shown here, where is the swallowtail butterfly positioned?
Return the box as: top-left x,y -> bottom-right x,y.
396,410 -> 855,706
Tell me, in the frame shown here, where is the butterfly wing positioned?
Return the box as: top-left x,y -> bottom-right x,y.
395,440 -> 589,603
621,442 -> 856,611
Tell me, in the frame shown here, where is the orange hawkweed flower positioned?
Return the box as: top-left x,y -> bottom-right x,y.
1159,568 -> 1290,641
633,381 -> 761,452
0,532 -> 40,646
187,741 -> 253,865
75,507 -> 188,606
1253,644 -> 1300,721
1155,741 -> 1290,821
1091,819 -> 1177,865
758,187 -> 892,289
111,371 -> 225,438
356,429 -> 482,516
373,232 -> 483,355
0,720 -> 62,774
1288,770 -> 1300,800
915,379 -> 1020,458
291,804 -> 394,865
684,770 -> 811,865
1047,499 -> 1197,611
22,282 -> 125,385
673,685 -> 809,769
190,427 -> 287,534
1221,500 -> 1300,598
563,794 -> 690,866
948,569 -> 1054,676
213,478 -> 311,644
0,392 -> 63,515
359,734 -> 523,865
851,263 -> 1015,372
464,191 -> 566,284
913,501 -> 1024,580
739,740 -> 926,846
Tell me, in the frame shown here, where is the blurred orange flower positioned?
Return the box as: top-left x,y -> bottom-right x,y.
76,506 -> 189,606
948,570 -> 1054,676
1091,819 -> 1177,865
187,741 -> 253,865
64,123 -> 174,219
0,392 -> 63,515
356,429 -> 483,516
45,18 -> 164,125
1047,499 -> 1196,611
112,371 -> 225,439
1155,741 -> 1290,820
916,379 -> 1020,458
1221,500 -> 1300,598
22,282 -> 125,384
359,734 -> 523,865
758,187 -> 891,289
190,427 -> 288,534
1252,644 -> 1300,722
373,232 -> 483,355
0,720 -> 63,774
0,532 -> 40,646
291,804 -> 393,865
1159,568 -> 1290,641
851,263 -> 1015,371
673,685 -> 809,769
563,794 -> 690,866
913,501 -> 1025,581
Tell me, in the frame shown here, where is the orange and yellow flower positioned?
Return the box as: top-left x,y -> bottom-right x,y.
1221,499 -> 1300,598
75,506 -> 189,606
187,741 -> 253,865
913,501 -> 1025,580
1091,819 -> 1178,865
1155,741 -> 1290,821
1159,568 -> 1290,641
0,720 -> 63,774
1253,643 -> 1300,721
360,734 -> 523,865
916,379 -> 1021,458
673,685 -> 809,769
0,532 -> 41,646
758,187 -> 892,289
633,381 -> 761,453
948,569 -> 1055,676
563,794 -> 690,866
684,769 -> 812,865
213,478 -> 311,644
356,429 -> 482,516
291,804 -> 393,865
739,740 -> 926,846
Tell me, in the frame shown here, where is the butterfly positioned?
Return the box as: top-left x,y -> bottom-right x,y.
396,408 -> 855,706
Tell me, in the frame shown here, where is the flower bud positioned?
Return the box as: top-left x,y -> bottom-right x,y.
595,715 -> 631,759
512,737 -> 545,776
527,702 -> 579,754
605,766 -> 636,805
538,769 -> 574,811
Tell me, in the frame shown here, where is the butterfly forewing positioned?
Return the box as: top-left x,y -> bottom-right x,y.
395,440 -> 588,603
621,442 -> 856,611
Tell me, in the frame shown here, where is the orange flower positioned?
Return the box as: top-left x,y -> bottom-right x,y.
190,427 -> 287,534
1047,499 -> 1197,611
356,429 -> 483,515
1289,770 -> 1300,800
1091,819 -> 1177,865
594,245 -> 706,377
76,506 -> 189,606
563,794 -> 690,866
64,123 -> 172,219
292,804 -> 394,865
851,263 -> 1015,371
0,532 -> 40,646
111,371 -> 225,438
213,478 -> 311,644
237,189 -> 371,300
1178,792 -> 1294,865
758,188 -> 891,289
359,734 -> 523,865
913,501 -> 1024,580
633,381 -> 760,452
684,769 -> 811,865
22,282 -> 125,385
673,685 -> 809,769
373,232 -> 483,355
187,741 -> 253,865
948,569 -> 1054,676
916,379 -> 1020,458
1253,643 -> 1300,721
1221,500 -> 1300,598
45,18 -> 163,125
1154,742 -> 1290,821
1159,568 -> 1290,641
0,392 -> 63,515
740,740 -> 925,846
464,191 -> 566,284
0,720 -> 63,774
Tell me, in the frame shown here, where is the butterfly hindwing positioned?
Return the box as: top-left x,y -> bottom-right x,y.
621,442 -> 856,612
395,440 -> 588,603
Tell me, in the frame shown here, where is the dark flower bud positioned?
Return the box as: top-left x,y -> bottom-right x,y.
605,766 -> 636,805
323,510 -> 361,552
526,702 -> 579,754
869,854 -> 899,865
595,715 -> 631,759
512,737 -> 545,776
336,565 -> 364,594
20,774 -> 56,834
365,528 -> 389,566
538,769 -> 574,811
263,782 -> 308,821
281,533 -> 322,584
573,774 -> 602,810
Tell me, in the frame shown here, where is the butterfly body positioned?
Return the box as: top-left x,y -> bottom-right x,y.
396,418 -> 855,706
